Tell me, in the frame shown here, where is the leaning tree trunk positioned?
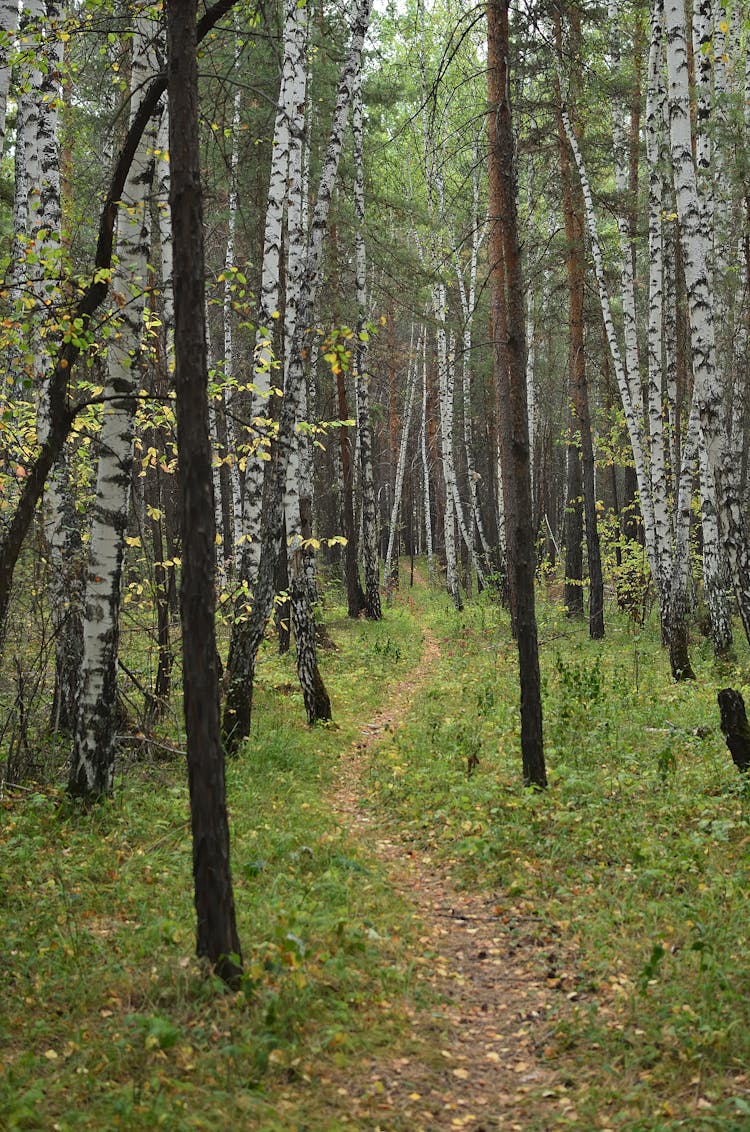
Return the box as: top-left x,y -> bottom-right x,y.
384,327 -> 419,584
167,0 -> 242,988
560,101 -> 662,606
69,17 -> 160,797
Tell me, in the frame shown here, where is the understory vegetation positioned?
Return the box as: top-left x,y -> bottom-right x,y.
2,566 -> 750,1130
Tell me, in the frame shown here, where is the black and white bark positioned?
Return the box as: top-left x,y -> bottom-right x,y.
223,0 -> 372,749
664,0 -> 750,644
352,69 -> 382,620
69,17 -> 160,796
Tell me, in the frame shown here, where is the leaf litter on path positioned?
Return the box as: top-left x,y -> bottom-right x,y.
328,623 -> 582,1131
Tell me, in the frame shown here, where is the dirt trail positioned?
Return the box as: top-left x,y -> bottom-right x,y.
329,617 -> 576,1131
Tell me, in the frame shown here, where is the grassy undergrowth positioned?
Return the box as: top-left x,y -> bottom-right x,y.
4,567 -> 750,1130
363,579 -> 750,1130
0,589 -> 427,1131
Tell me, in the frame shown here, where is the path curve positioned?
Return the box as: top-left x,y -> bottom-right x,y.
330,614 -> 573,1131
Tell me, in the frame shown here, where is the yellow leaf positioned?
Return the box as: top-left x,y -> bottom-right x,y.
124,535 -> 142,548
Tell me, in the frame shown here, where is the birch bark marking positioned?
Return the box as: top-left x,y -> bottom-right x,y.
664,0 -> 750,644
560,102 -> 660,594
645,3 -> 679,642
384,326 -> 419,585
241,0 -> 304,586
0,0 -> 18,153
223,0 -> 372,748
352,68 -> 382,620
69,18 -> 160,797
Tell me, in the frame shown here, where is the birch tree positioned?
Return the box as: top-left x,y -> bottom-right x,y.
69,17 -> 162,796
223,0 -> 373,750
352,67 -> 382,620
663,0 -> 750,645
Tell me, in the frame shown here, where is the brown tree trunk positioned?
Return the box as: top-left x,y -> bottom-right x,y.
487,0 -> 546,789
167,0 -> 242,986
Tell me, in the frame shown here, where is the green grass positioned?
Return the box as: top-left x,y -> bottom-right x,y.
4,566 -> 750,1129
363,580 -> 750,1129
0,585 -> 426,1131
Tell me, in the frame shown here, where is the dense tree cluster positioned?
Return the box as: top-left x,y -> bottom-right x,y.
1,0 -> 750,972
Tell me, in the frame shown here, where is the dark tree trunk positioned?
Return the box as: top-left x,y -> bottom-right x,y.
718,689 -> 750,772
167,0 -> 242,987
487,0 -> 546,789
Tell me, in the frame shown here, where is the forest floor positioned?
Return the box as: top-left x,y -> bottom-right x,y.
325,620 -> 576,1131
3,564 -> 750,1131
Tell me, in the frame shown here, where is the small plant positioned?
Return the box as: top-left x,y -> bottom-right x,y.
372,635 -> 402,662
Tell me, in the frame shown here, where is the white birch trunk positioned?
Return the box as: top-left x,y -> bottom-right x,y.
561,103 -> 661,595
241,0 -> 305,584
435,287 -> 461,609
0,0 -> 18,153
384,327 -> 419,583
352,68 -> 381,619
283,9 -> 314,606
663,0 -> 750,645
455,200 -> 492,567
223,30 -> 243,565
420,329 -> 434,578
70,18 -> 160,795
646,5 -> 678,635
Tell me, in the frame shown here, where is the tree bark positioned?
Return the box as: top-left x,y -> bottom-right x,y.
167,0 -> 242,987
0,0 -> 238,657
487,0 -> 546,788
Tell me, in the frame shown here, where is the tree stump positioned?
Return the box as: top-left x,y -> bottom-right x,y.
718,688 -> 750,773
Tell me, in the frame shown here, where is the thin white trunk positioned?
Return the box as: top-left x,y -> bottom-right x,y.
223,31 -> 243,564
0,0 -> 18,152
384,325 -> 419,583
664,0 -> 750,644
242,0 -> 305,584
646,5 -> 677,631
561,102 -> 660,594
420,329 -> 434,577
70,18 -> 159,795
352,68 -> 381,619
435,287 -> 460,608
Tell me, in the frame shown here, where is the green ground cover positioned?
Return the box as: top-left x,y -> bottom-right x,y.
2,569 -> 750,1129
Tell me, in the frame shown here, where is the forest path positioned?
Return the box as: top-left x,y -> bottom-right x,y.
327,590 -> 572,1131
